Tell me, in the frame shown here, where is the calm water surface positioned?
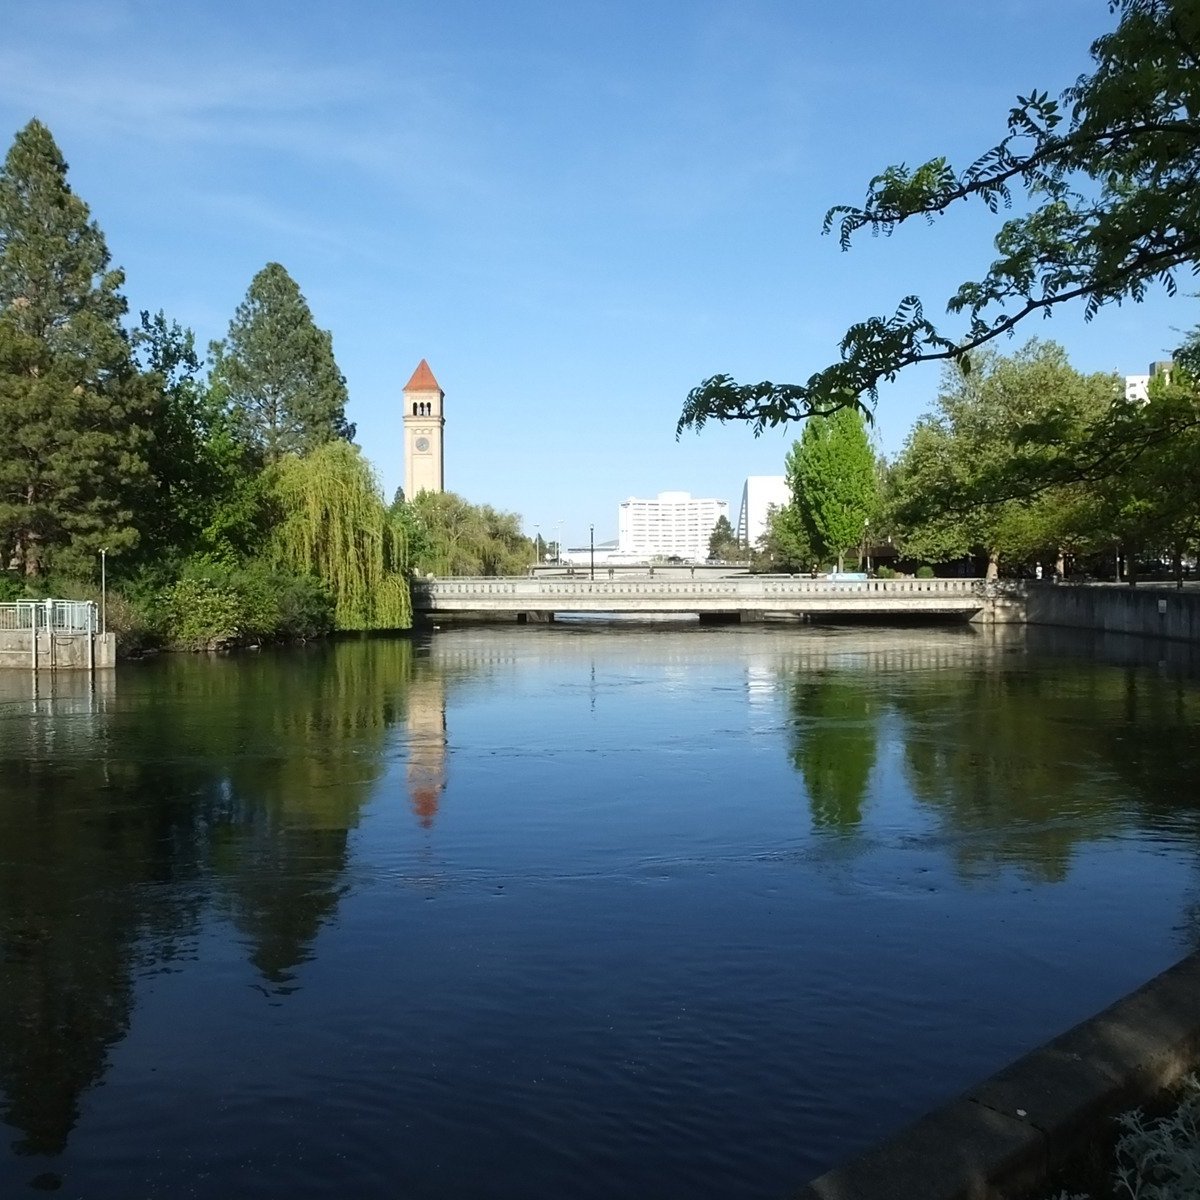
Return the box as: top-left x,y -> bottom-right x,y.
2,623 -> 1200,1199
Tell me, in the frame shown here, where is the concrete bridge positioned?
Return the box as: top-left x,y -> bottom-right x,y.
411,575 -> 1014,623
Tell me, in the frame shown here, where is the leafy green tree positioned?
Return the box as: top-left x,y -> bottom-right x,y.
0,119 -> 156,576
209,262 -> 354,462
786,406 -> 876,572
678,1 -> 1200,435
755,503 -> 813,572
1073,351 -> 1200,582
267,441 -> 410,630
889,340 -> 1118,577
405,491 -> 530,576
706,514 -> 741,561
130,310 -> 270,573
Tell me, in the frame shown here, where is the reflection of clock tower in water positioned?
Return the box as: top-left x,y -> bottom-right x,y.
402,359 -> 445,496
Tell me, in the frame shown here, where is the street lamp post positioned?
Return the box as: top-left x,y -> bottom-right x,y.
589,524 -> 595,581
99,547 -> 107,634
863,519 -> 871,574
533,523 -> 540,570
556,520 -> 564,566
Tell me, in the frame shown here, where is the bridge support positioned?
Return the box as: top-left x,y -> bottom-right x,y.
738,609 -> 765,624
698,611 -> 740,626
517,611 -> 555,624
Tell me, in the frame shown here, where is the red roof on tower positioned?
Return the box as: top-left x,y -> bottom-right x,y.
403,359 -> 442,393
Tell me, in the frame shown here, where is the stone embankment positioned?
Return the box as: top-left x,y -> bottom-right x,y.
798,952 -> 1200,1200
1025,582 -> 1200,643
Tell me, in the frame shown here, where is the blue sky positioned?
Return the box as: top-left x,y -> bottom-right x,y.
1,1 -> 1188,547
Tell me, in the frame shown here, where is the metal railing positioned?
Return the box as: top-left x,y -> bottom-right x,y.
0,599 -> 98,633
414,577 -> 988,597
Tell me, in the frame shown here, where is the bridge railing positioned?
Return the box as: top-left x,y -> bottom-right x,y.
414,577 -> 988,596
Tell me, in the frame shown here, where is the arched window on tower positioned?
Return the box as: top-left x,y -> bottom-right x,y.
412,402 -> 417,416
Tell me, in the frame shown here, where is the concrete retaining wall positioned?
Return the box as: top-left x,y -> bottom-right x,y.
799,951 -> 1200,1200
0,630 -> 115,670
1025,584 -> 1200,643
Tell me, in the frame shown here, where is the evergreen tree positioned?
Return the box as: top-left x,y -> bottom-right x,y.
786,407 -> 876,572
210,263 -> 354,463
0,119 -> 154,577
706,514 -> 741,561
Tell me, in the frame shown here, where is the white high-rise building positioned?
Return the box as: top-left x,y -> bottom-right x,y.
617,491 -> 728,561
736,476 -> 791,549
1124,359 -> 1173,403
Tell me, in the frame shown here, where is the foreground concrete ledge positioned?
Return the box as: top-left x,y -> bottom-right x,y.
797,952 -> 1200,1200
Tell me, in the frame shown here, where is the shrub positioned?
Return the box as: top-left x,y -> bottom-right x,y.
874,565 -> 896,579
157,556 -> 334,649
159,573 -> 247,650
273,572 -> 334,641
915,565 -> 936,579
102,590 -> 159,654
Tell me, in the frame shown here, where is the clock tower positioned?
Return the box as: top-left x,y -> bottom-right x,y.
402,359 -> 445,497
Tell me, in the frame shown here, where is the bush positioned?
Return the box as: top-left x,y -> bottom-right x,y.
915,565 -> 936,579
159,573 -> 246,650
0,572 -> 22,601
157,557 -> 333,650
274,572 -> 334,641
874,565 -> 896,579
101,590 -> 159,654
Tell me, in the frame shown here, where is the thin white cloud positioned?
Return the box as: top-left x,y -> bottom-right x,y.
0,31 -> 503,216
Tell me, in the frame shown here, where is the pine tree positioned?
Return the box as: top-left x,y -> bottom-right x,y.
210,263 -> 354,463
706,514 -> 741,561
0,119 -> 154,577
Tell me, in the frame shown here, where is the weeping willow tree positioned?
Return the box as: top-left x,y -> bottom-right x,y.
268,441 -> 411,630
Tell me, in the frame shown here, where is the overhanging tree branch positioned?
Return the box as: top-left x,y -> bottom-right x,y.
679,0 -> 1200,438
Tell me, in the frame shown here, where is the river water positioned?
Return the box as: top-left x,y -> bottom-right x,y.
2,622 -> 1199,1199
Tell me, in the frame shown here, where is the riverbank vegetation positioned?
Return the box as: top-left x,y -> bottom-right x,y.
757,336 -> 1200,582
1050,1075 -> 1200,1200
0,119 -> 532,651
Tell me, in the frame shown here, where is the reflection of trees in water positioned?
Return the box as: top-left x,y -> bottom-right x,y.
894,666 -> 1200,883
781,645 -> 1200,885
786,672 -> 877,831
0,638 -> 417,1159
894,670 -> 1106,882
181,642 -> 415,984
0,754 -> 207,1156
1108,670 -> 1200,831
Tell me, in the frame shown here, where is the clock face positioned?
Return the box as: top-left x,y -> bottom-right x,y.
414,436 -> 431,453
